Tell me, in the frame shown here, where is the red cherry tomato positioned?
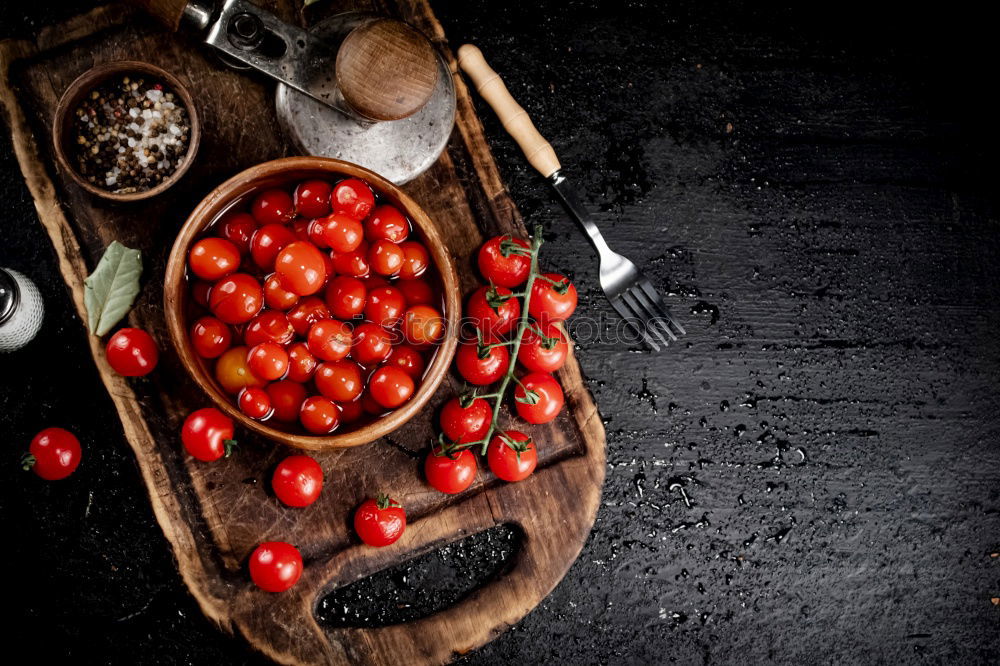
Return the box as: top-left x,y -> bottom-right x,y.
190,316 -> 232,359
23,427 -> 81,480
331,178 -> 375,221
455,342 -> 509,385
487,430 -> 537,482
368,366 -> 415,409
365,204 -> 409,242
294,180 -> 333,218
287,297 -> 331,336
264,273 -> 301,310
189,237 -> 241,281
325,276 -> 367,320
191,280 -> 212,308
401,305 -> 444,347
210,273 -> 263,324
251,223 -> 297,271
307,319 -> 353,361
331,243 -> 370,278
105,328 -> 159,377
249,541 -> 302,592
292,218 -> 312,242
244,310 -> 295,347
364,286 -> 405,327
272,455 -> 324,507
251,188 -> 295,226
361,391 -> 386,415
286,342 -> 318,383
384,345 -> 425,379
247,342 -> 289,381
353,495 -> 406,547
425,447 -> 477,494
215,346 -> 264,394
351,323 -> 392,365
397,241 -> 429,280
513,372 -> 564,424
266,380 -> 308,422
439,396 -> 492,444
217,212 -> 257,255
397,278 -> 435,307
368,240 -> 404,276
314,360 -> 364,402
320,214 -> 365,253
274,241 -> 328,296
238,386 -> 272,420
467,285 -> 520,340
518,323 -> 568,373
307,219 -> 330,249
338,398 -> 365,424
478,235 -> 531,287
362,274 -> 390,292
300,396 -> 341,434
529,273 -> 578,323
181,408 -> 235,462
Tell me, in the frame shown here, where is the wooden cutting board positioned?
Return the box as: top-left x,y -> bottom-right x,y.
0,1 -> 605,664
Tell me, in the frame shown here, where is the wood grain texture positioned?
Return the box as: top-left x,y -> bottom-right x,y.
0,1 -> 605,664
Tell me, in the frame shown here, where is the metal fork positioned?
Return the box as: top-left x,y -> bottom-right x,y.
458,44 -> 686,350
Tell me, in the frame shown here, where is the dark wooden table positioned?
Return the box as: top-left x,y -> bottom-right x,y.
2,1 -> 997,663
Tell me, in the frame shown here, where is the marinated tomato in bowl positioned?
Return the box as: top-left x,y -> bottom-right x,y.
184,176 -> 445,436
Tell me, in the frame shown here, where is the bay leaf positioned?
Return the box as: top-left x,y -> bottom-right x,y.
84,241 -> 143,336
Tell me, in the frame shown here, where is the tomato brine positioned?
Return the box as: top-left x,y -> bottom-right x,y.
184,176 -> 446,435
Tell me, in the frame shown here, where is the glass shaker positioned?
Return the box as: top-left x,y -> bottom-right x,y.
0,268 -> 44,352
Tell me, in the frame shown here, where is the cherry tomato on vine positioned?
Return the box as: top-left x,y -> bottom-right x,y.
325,276 -> 367,320
365,204 -> 409,242
439,396 -> 492,444
518,323 -> 568,373
105,328 -> 159,377
188,237 -> 240,281
369,366 -> 414,409
364,286 -> 405,327
487,430 -> 537,482
209,273 -> 263,324
478,235 -> 531,287
275,241 -> 328,296
287,297 -> 331,336
294,179 -> 332,218
190,316 -> 232,359
354,495 -> 406,547
251,223 -> 296,271
529,273 -> 578,323
182,407 -> 236,462
331,178 -> 375,221
514,372 -> 564,424
272,454 -> 324,507
299,396 -> 340,434
401,305 -> 444,347
384,345 -> 425,379
217,212 -> 257,255
321,214 -> 365,254
351,323 -> 392,365
397,241 -> 429,280
251,188 -> 295,226
215,346 -> 264,394
368,239 -> 404,276
307,319 -> 353,362
249,541 -> 302,592
244,310 -> 295,347
238,386 -> 272,420
424,447 -> 477,494
286,342 -> 318,383
22,427 -> 81,480
455,342 -> 509,385
266,381 -> 308,422
314,360 -> 364,402
467,285 -> 520,340
264,274 -> 301,310
247,342 -> 289,381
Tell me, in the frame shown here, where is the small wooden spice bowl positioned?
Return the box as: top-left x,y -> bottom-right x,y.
164,157 -> 461,451
52,60 -> 201,202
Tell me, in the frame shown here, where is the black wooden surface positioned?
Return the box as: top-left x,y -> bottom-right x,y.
2,1 -> 998,663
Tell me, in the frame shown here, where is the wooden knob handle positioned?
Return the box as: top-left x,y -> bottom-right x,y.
126,0 -> 191,31
458,44 -> 561,178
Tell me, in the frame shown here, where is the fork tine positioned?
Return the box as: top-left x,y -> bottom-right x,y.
610,296 -> 661,351
630,286 -> 678,342
639,279 -> 687,336
621,290 -> 671,349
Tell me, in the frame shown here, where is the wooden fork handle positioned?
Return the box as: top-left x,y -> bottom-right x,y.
457,44 -> 561,178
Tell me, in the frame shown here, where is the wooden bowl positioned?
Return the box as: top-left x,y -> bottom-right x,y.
53,60 -> 201,202
164,157 -> 460,450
